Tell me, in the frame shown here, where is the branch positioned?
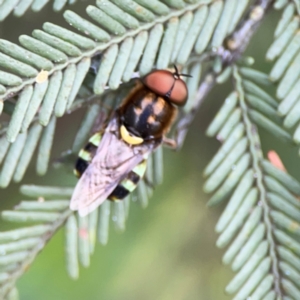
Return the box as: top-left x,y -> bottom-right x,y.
175,0 -> 274,149
233,65 -> 283,297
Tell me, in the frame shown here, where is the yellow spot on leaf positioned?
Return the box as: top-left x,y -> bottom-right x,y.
36,70 -> 49,83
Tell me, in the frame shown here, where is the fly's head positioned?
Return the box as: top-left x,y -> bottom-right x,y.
118,67 -> 190,145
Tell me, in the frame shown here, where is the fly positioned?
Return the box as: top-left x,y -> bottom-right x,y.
70,66 -> 190,216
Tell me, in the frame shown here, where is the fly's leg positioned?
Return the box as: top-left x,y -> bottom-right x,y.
165,69 -> 216,151
162,136 -> 178,149
143,174 -> 155,190
163,107 -> 197,151
91,108 -> 109,133
55,104 -> 106,173
91,95 -> 117,134
53,150 -> 78,172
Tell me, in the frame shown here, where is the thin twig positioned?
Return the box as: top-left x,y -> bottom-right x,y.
175,0 -> 274,149
233,65 -> 283,298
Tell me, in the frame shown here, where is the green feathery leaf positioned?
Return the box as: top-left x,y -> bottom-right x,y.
205,65 -> 300,299
4,0 -> 300,299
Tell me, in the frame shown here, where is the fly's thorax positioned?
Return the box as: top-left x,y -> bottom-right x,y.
118,84 -> 176,141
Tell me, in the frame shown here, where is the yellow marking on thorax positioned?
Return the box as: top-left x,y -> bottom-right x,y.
134,106 -> 142,116
140,94 -> 155,110
152,97 -> 165,115
120,125 -> 144,145
147,115 -> 156,124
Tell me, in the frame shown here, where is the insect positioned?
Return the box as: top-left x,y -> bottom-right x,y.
70,66 -> 189,216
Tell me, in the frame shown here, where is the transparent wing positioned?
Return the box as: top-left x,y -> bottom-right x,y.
70,118 -> 155,216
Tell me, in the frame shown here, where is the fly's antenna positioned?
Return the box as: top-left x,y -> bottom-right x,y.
165,65 -> 191,99
173,64 -> 193,79
173,64 -> 180,77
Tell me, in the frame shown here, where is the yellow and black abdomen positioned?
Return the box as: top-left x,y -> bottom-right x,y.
74,131 -> 147,201
108,160 -> 147,201
74,132 -> 102,178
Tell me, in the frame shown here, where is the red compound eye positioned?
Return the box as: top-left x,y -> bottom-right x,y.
142,69 -> 188,106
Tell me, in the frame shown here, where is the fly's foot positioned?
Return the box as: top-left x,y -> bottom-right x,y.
162,137 -> 178,150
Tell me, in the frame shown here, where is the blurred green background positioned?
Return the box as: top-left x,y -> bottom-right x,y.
0,3 -> 299,300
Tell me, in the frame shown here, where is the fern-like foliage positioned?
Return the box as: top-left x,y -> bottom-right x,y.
2,0 -> 300,299
267,0 -> 300,153
205,65 -> 300,299
0,0 -> 231,183
0,156 -> 161,299
0,0 -> 77,21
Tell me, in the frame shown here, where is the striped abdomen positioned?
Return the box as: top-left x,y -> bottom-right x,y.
74,132 -> 102,178
108,160 -> 147,201
74,132 -> 147,201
